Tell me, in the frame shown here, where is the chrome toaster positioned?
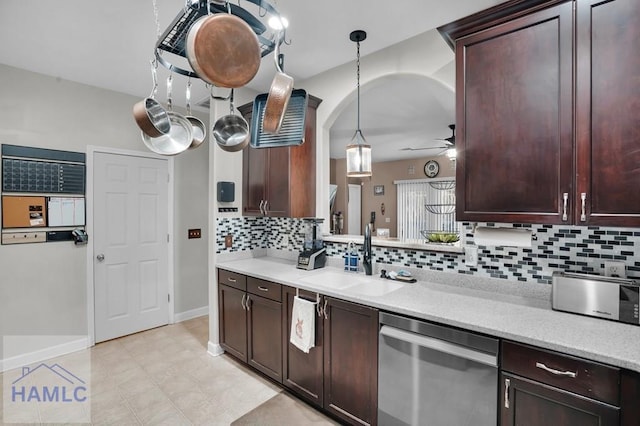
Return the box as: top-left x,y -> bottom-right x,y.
552,271 -> 639,326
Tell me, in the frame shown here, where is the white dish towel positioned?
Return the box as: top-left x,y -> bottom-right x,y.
290,296 -> 316,353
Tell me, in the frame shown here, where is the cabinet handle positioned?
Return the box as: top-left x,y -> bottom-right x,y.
535,362 -> 577,378
323,299 -> 328,319
257,286 -> 269,292
264,200 -> 269,214
316,297 -> 324,317
227,277 -> 237,283
246,295 -> 251,311
562,193 -> 568,221
580,193 -> 587,222
259,200 -> 265,215
240,294 -> 246,310
504,378 -> 510,409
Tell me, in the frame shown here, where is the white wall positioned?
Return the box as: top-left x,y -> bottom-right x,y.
0,64 -> 209,360
297,29 -> 456,229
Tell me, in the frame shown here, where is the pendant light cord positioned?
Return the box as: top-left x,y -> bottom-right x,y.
356,39 -> 361,132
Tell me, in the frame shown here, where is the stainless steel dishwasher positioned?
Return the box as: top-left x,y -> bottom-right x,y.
378,312 -> 499,426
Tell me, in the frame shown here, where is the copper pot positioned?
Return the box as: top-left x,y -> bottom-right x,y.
133,61 -> 171,137
186,14 -> 260,88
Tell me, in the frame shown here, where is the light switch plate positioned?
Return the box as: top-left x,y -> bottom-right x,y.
465,246 -> 478,267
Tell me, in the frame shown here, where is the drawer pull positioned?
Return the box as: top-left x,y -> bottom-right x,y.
257,286 -> 269,292
504,378 -> 510,409
227,277 -> 237,283
535,362 -> 577,378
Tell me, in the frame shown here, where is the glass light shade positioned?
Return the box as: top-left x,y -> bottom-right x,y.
346,143 -> 372,177
446,147 -> 457,160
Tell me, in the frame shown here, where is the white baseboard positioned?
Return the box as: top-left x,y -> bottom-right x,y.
207,341 -> 224,357
174,306 -> 208,323
0,336 -> 89,373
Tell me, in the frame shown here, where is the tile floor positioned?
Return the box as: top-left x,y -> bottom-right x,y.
1,316 -> 339,425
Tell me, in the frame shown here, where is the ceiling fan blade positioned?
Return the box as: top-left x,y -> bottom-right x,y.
400,145 -> 448,151
434,138 -> 454,146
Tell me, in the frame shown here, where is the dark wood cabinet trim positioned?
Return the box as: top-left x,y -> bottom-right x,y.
438,0 -> 569,49
620,369 -> 640,426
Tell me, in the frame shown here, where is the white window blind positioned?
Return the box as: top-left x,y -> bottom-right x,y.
395,178 -> 457,241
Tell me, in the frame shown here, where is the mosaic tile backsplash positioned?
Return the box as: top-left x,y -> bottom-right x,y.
216,217 -> 640,284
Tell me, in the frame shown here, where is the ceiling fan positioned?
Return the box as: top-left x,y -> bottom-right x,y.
400,124 -> 456,154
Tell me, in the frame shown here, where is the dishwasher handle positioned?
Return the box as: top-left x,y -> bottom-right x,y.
380,325 -> 498,367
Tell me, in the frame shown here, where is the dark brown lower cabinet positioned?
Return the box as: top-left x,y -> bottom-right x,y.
501,373 -> 619,426
218,271 -> 283,383
282,286 -> 324,406
247,292 -> 283,382
218,284 -> 248,361
283,287 -> 379,426
323,297 -> 378,426
501,340 -> 621,426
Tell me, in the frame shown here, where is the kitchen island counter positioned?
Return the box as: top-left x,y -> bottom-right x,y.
216,254 -> 640,373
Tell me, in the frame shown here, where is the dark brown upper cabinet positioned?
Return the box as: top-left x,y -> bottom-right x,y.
575,0 -> 640,226
439,0 -> 640,227
238,95 -> 322,218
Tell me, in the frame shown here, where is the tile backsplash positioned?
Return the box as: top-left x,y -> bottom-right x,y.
216,217 -> 640,284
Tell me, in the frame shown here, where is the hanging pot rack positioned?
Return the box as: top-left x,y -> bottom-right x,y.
154,0 -> 284,79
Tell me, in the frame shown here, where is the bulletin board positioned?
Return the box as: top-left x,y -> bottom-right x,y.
1,144 -> 86,244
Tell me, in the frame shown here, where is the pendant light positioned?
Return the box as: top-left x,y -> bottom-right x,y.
346,30 -> 372,178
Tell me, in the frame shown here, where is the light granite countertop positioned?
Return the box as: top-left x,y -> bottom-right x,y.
215,253 -> 640,373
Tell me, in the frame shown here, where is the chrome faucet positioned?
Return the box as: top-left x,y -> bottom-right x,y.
363,223 -> 373,275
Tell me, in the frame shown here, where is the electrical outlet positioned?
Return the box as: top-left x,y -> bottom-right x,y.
604,261 -> 626,278
465,246 -> 478,267
188,228 -> 201,239
225,234 -> 233,248
282,233 -> 289,246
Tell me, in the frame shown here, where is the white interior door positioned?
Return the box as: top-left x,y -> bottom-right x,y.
93,152 -> 169,343
348,183 -> 362,235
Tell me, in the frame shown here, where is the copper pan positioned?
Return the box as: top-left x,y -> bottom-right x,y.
262,30 -> 293,134
133,61 -> 171,137
186,14 -> 260,88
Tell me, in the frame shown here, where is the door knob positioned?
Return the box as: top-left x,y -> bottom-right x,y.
96,254 -> 105,262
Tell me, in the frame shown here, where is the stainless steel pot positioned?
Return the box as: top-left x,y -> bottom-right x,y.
141,75 -> 193,156
142,112 -> 193,155
213,89 -> 249,152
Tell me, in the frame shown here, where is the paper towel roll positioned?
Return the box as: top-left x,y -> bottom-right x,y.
474,227 -> 532,247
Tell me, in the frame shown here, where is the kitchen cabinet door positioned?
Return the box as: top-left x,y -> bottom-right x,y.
500,373 -> 619,426
323,297 -> 378,426
242,144 -> 268,216
218,284 -> 248,362
282,286 -> 324,407
246,293 -> 283,383
454,2 -> 574,225
239,95 -> 321,218
575,0 -> 640,226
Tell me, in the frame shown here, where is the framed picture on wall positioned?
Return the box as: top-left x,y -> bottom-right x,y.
374,185 -> 384,196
